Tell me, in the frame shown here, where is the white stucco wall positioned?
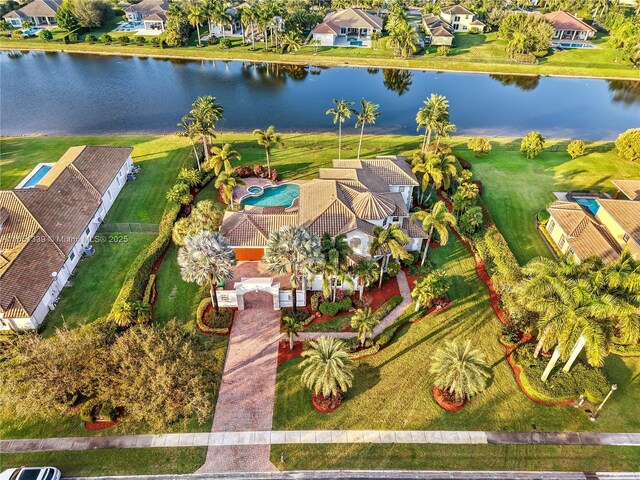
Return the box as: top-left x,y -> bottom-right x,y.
313,33 -> 336,46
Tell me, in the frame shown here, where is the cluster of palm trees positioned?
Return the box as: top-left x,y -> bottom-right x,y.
386,0 -> 419,59
519,251 -> 640,382
178,95 -> 224,168
326,98 -> 380,160
416,93 -> 455,155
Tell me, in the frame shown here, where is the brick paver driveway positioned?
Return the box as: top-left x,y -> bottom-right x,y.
198,291 -> 282,472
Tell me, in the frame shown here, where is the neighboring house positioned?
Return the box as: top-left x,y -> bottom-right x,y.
422,13 -> 454,46
543,10 -> 596,41
612,179 -> 640,201
0,146 -> 134,332
125,0 -> 169,31
208,6 -> 244,38
545,201 -> 620,264
439,5 -> 485,33
595,199 -> 640,260
311,8 -> 383,48
3,0 -> 61,29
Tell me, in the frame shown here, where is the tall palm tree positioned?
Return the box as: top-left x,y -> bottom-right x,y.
430,340 -> 491,402
177,115 -> 201,171
423,153 -> 458,201
416,94 -> 449,154
320,232 -> 353,301
188,6 -> 205,47
434,121 -> 456,150
253,125 -> 284,178
178,231 -> 236,314
206,143 -> 240,175
354,99 -> 381,160
410,201 -> 457,266
350,307 -> 380,346
190,96 -> 224,161
299,337 -> 355,402
411,152 -> 431,204
282,316 -> 303,350
263,225 -> 323,312
352,258 -> 380,299
369,224 -> 411,288
388,21 -> 419,59
326,99 -> 355,160
214,168 -> 245,208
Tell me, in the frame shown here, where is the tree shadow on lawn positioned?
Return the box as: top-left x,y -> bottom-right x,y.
347,362 -> 382,400
604,355 -> 637,389
450,34 -> 487,56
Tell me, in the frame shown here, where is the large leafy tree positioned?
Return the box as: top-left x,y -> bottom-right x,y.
178,231 -> 237,313
55,0 -> 79,31
73,0 -> 113,29
253,125 -> 284,178
615,129 -> 640,162
263,225 -> 322,312
326,99 -> 355,160
430,340 -> 491,402
410,201 -> 457,266
299,337 -> 355,401
498,13 -> 554,57
354,99 -> 381,160
369,224 -> 411,288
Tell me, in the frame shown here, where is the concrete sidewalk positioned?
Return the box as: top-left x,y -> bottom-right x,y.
3,430 -> 639,453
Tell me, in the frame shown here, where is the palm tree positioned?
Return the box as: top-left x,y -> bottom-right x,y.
452,181 -> 480,215
423,153 -> 458,201
320,232 -> 353,302
178,231 -> 237,314
282,30 -> 303,53
354,99 -> 381,160
263,225 -> 323,313
369,224 -> 411,288
352,258 -> 380,299
177,115 -> 201,170
206,143 -> 241,175
410,201 -> 457,266
350,307 -> 380,347
411,152 -> 431,204
430,340 -> 491,402
416,94 -> 449,154
111,301 -> 134,327
282,316 -> 303,350
188,6 -> 205,47
388,21 -> 418,59
299,337 -> 355,402
132,300 -> 152,323
214,169 -> 246,208
190,96 -> 224,161
412,269 -> 448,312
166,182 -> 193,205
253,125 -> 284,179
326,99 -> 355,160
434,121 -> 456,150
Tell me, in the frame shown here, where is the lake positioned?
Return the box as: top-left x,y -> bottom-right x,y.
1,50 -> 638,139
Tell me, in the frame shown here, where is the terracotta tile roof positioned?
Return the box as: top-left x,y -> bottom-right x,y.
548,201 -> 619,263
219,210 -> 298,247
16,0 -> 61,18
543,11 -> 596,32
125,0 -> 169,15
403,218 -> 428,238
596,199 -> 640,245
332,156 -> 418,186
612,179 -> 640,201
318,167 -> 390,192
320,8 -> 383,31
441,5 -> 474,16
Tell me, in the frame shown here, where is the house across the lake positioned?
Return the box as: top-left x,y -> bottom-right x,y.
439,5 -> 485,33
0,146 -> 134,332
422,14 -> 455,46
311,8 -> 383,48
545,180 -> 640,264
544,10 -> 596,42
3,0 -> 61,29
124,0 -> 169,32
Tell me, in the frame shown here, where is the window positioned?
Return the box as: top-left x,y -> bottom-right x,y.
382,218 -> 388,227
558,236 -> 566,249
85,227 -> 90,235
108,190 -> 112,200
69,251 -> 76,261
398,186 -> 405,193
547,219 -> 555,232
392,216 -> 400,223
623,233 -> 630,243
116,176 -> 121,187
454,16 -> 460,21
462,25 -> 468,31
568,248 -> 576,258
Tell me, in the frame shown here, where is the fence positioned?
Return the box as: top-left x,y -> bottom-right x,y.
99,223 -> 160,233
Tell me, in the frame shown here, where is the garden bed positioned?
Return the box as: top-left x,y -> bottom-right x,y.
195,297 -> 235,335
311,391 -> 343,413
432,387 -> 465,412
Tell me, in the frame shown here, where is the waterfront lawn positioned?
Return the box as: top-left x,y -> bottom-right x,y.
270,444 -> 640,472
1,447 -> 206,476
273,237 -> 640,435
464,139 -> 640,265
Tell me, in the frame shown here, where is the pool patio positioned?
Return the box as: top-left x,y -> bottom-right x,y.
333,36 -> 371,48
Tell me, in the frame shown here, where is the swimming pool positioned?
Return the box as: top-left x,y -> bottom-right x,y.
21,27 -> 42,35
574,197 -> 600,215
241,184 -> 299,208
552,42 -> 595,49
18,163 -> 53,188
114,21 -> 143,31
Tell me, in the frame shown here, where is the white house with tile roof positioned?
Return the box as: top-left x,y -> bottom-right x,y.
0,146 -> 133,331
439,5 -> 485,33
3,0 -> 61,28
311,8 -> 383,47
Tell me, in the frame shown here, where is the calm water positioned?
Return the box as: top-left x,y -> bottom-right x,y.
1,51 -> 639,139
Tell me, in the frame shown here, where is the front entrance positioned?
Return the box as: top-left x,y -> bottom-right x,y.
234,277 -> 280,311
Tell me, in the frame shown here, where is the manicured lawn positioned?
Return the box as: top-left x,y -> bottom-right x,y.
464,139 -> 640,264
271,444 -> 640,471
304,314 -> 352,332
1,447 -> 207,475
2,29 -> 638,79
273,238 -> 640,434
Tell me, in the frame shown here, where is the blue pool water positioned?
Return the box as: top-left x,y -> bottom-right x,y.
21,27 -> 42,35
247,185 -> 262,194
575,197 -> 600,215
553,42 -> 594,49
22,164 -> 52,188
241,184 -> 299,208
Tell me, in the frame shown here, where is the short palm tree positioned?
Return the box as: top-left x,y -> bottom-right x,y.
253,125 -> 284,178
282,30 -> 303,53
177,231 -> 237,313
412,269 -> 449,312
111,301 -> 134,327
300,337 -> 355,401
416,94 -> 449,154
282,316 -> 304,350
352,258 -> 380,299
188,6 -> 206,47
410,201 -> 457,266
354,99 -> 381,160
206,143 -> 241,175
132,300 -> 152,323
351,307 -> 380,347
369,224 -> 412,288
263,225 -> 322,312
427,154 -> 458,192
214,169 -> 245,207
178,167 -> 201,188
430,340 -> 491,403
166,182 -> 193,205
326,99 -> 355,160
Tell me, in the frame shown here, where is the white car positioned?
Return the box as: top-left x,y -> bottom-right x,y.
0,468 -> 61,480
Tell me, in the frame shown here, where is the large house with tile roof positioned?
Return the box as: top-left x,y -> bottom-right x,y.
125,0 -> 169,31
3,0 -> 61,29
311,8 -> 383,47
0,146 -> 133,331
439,5 -> 485,33
543,10 -> 596,42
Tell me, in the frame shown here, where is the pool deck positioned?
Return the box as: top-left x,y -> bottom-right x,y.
233,178 -> 306,206
15,162 -> 54,189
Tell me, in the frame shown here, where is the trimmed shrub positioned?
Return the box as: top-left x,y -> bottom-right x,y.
511,52 -> 537,64
85,34 -> 97,43
135,36 -> 146,45
203,308 -> 234,329
207,35 -> 219,45
567,140 -> 586,159
150,37 -> 163,48
38,29 -> 53,41
436,45 -> 450,56
520,131 -> 545,159
220,37 -> 232,49
68,32 -> 79,43
119,35 -> 130,45
467,137 -> 492,157
310,292 -> 322,312
319,296 -> 352,316
100,34 -> 113,44
143,273 -> 156,305
280,306 -> 309,323
385,261 -> 401,278
615,128 -> 640,162
373,295 -> 403,322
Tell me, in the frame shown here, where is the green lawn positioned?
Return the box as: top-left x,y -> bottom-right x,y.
304,314 -> 353,332
1,447 -> 207,476
464,139 -> 640,264
273,238 -> 640,434
2,29 -> 638,79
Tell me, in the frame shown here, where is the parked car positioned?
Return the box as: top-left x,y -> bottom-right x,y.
0,467 -> 61,480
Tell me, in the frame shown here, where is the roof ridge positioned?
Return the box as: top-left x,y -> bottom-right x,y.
68,163 -> 102,202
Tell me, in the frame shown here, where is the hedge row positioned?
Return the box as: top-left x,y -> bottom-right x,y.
319,296 -> 352,316
194,297 -> 234,335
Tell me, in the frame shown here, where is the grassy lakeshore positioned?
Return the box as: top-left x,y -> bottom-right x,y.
1,29 -> 639,79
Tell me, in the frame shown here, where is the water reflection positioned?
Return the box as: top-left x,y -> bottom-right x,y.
489,74 -> 541,91
381,69 -> 414,96
607,80 -> 640,106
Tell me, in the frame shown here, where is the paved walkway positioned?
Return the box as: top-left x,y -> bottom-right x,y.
3,430 -> 639,453
298,270 -> 412,340
198,291 -> 282,473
